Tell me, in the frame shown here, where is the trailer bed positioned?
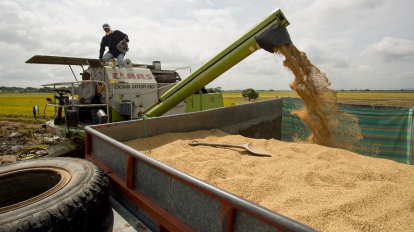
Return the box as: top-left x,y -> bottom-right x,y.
85,99 -> 318,231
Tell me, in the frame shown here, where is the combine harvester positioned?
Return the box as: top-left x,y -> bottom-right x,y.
26,7 -> 291,158
27,52 -> 223,157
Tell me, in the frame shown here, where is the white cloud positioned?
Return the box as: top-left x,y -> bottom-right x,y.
396,71 -> 414,80
0,1 -> 248,87
295,37 -> 353,69
285,0 -> 393,38
0,0 -> 413,91
358,64 -> 374,72
360,37 -> 414,63
191,7 -> 243,26
294,0 -> 390,23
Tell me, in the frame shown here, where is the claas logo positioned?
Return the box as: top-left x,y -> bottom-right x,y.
112,73 -> 152,80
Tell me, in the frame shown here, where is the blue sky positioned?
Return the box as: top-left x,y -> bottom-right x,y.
0,0 -> 413,90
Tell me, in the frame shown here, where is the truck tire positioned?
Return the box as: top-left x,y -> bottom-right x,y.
0,158 -> 109,232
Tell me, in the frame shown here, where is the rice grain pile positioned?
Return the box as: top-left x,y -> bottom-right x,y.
124,129 -> 414,232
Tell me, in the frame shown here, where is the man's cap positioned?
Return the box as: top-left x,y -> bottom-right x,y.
80,71 -> 90,76
102,23 -> 110,28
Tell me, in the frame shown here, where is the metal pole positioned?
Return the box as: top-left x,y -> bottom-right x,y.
53,85 -> 56,118
174,67 -> 192,74
69,65 -> 78,81
104,82 -> 109,121
71,83 -> 75,110
85,60 -> 95,80
129,82 -> 133,120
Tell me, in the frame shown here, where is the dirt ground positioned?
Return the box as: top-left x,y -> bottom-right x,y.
0,121 -> 64,163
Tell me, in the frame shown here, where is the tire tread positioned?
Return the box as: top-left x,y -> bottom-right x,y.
0,158 -> 109,232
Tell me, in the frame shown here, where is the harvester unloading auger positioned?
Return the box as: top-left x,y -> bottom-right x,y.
143,8 -> 292,117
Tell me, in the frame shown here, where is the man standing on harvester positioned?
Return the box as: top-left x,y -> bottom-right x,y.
99,23 -> 129,81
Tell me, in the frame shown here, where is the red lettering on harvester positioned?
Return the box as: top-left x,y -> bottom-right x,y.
137,74 -> 145,79
127,73 -> 136,79
146,74 -> 153,80
112,73 -> 119,79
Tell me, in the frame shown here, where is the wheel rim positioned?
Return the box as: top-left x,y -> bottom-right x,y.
0,167 -> 72,214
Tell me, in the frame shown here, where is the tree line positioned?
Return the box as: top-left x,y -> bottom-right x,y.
0,86 -> 72,93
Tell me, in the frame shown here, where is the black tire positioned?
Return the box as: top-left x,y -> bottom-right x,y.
0,158 -> 109,232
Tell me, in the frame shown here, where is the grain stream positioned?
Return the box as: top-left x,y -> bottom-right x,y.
124,129 -> 414,231
273,44 -> 378,155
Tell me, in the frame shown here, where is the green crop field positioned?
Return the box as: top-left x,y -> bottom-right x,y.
0,91 -> 413,122
0,93 -> 62,123
335,92 -> 414,106
222,91 -> 414,107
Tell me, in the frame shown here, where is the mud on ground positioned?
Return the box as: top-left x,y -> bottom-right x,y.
0,121 -> 64,161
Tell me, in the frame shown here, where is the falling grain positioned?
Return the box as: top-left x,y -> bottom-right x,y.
273,44 -> 378,155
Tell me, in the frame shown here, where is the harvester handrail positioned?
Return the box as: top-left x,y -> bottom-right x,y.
43,80 -> 110,119
46,104 -> 109,108
41,80 -> 107,86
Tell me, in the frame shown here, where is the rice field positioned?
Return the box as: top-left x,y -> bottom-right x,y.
335,92 -> 414,106
0,91 -> 413,122
222,91 -> 298,106
0,93 -> 60,122
222,91 -> 414,107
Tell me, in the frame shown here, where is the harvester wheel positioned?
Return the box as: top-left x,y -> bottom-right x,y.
0,158 -> 109,232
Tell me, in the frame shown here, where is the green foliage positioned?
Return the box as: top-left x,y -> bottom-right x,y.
0,86 -> 61,94
206,87 -> 222,93
207,88 -> 216,93
242,88 -> 259,101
